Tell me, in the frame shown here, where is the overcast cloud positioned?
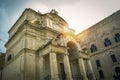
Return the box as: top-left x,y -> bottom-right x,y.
0,0 -> 120,52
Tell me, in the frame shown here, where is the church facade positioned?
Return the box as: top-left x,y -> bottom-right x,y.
2,8 -> 95,80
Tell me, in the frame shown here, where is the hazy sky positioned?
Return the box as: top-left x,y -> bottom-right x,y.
0,0 -> 120,52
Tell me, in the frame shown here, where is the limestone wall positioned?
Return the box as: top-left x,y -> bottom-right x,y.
77,10 -> 120,80
2,53 -> 24,80
24,51 -> 36,80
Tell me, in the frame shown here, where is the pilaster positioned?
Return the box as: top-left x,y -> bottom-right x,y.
63,54 -> 73,80
78,58 -> 88,80
49,52 -> 59,80
39,56 -> 44,80
87,59 -> 96,80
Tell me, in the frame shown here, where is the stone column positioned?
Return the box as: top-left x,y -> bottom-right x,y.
78,58 -> 88,80
39,56 -> 44,80
49,52 -> 59,80
63,54 -> 73,80
87,59 -> 96,80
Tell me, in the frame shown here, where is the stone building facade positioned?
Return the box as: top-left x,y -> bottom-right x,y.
2,8 -> 95,80
77,10 -> 120,80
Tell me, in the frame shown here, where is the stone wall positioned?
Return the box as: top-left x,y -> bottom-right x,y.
3,53 -> 24,80
77,10 -> 120,80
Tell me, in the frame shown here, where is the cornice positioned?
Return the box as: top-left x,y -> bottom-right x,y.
5,20 -> 28,47
8,8 -> 42,33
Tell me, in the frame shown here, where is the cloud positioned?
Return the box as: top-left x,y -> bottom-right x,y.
0,7 -> 9,52
0,7 -> 9,39
0,7 -> 8,28
0,0 -> 120,52
25,1 -> 50,13
30,0 -> 80,7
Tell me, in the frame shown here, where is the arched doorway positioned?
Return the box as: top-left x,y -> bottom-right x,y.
67,41 -> 78,56
67,41 -> 82,80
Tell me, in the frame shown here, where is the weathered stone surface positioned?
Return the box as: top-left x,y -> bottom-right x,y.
77,10 -> 120,80
3,8 -> 120,80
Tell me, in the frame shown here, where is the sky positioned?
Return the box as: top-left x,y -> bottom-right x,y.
0,0 -> 120,52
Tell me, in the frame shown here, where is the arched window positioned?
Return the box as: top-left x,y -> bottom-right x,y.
96,60 -> 101,68
7,54 -> 12,61
115,33 -> 120,42
104,38 -> 112,47
90,44 -> 97,53
110,54 -> 117,63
